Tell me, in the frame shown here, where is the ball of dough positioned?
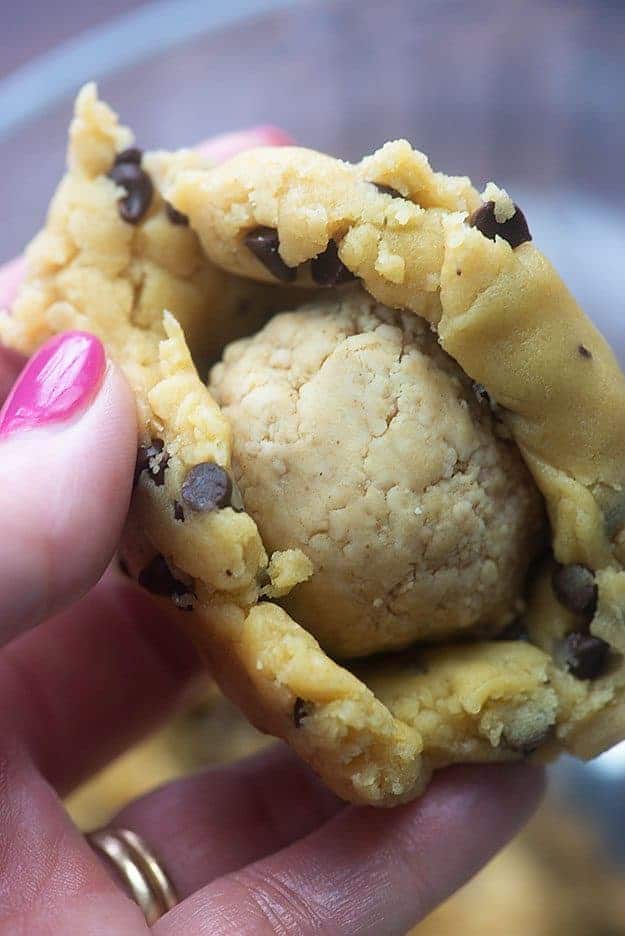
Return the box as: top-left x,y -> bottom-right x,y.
210,289 -> 545,658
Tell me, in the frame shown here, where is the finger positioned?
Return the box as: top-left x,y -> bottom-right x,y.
157,763 -> 544,936
196,125 -> 294,163
0,745 -> 147,933
0,332 -> 137,644
1,570 -> 200,795
106,745 -> 342,896
0,345 -> 24,402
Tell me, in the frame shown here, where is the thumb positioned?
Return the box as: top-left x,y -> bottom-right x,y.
0,331 -> 136,644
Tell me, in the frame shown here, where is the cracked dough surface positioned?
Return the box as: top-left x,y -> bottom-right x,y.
211,290 -> 544,657
3,85 -> 625,805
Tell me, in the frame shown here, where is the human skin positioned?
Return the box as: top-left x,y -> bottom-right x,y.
0,128 -> 543,935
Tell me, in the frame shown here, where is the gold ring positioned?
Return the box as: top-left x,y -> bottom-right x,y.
88,828 -> 178,924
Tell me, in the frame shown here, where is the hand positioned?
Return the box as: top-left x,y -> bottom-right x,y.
0,128 -> 543,935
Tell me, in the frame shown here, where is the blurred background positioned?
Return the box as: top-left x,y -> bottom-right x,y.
3,0 -> 625,932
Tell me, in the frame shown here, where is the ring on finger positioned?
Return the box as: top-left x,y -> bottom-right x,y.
88,827 -> 178,924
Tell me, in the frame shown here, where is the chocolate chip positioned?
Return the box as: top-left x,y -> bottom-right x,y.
150,449 -> 169,487
165,201 -> 189,226
372,182 -> 404,199
311,240 -> 356,286
108,156 -> 153,225
578,344 -> 592,359
563,631 -> 609,680
293,697 -> 313,728
245,227 -> 297,283
173,501 -> 185,522
135,439 -> 169,487
472,383 -> 491,406
552,564 -> 598,620
181,462 -> 233,513
138,554 -> 195,610
114,147 -> 143,166
468,201 -> 532,249
134,443 -> 151,484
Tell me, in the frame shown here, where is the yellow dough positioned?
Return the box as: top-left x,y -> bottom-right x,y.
3,84 -> 625,805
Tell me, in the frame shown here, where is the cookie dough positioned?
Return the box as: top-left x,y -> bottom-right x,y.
4,84 -> 625,805
211,290 -> 544,657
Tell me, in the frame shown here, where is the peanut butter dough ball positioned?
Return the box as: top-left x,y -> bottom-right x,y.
210,289 -> 545,658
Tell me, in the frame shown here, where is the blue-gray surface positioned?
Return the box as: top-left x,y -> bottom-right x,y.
0,0 -> 303,140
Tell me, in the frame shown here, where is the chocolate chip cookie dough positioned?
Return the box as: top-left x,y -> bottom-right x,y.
4,84 -> 625,805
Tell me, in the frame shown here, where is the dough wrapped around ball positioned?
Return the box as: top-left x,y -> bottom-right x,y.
6,85 -> 625,805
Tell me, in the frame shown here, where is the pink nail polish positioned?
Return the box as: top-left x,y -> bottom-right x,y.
0,331 -> 106,438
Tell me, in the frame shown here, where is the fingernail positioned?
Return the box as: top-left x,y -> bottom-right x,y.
0,331 -> 106,438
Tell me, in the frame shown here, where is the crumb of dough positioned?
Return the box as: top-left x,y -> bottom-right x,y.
262,549 -> 314,599
481,181 -> 516,223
